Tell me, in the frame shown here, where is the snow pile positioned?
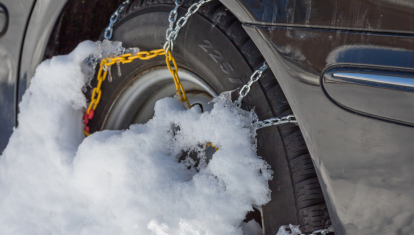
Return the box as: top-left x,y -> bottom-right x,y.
276,225 -> 303,235
0,41 -> 272,235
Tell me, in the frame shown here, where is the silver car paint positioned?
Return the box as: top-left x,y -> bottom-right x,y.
20,0 -> 67,88
0,0 -> 35,151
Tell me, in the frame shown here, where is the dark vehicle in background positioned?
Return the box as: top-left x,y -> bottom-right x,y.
1,0 -> 414,234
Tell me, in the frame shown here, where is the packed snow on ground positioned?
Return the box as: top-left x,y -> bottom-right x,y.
0,40 -> 288,235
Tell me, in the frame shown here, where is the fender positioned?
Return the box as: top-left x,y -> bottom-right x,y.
221,0 -> 414,34
222,1 -> 414,235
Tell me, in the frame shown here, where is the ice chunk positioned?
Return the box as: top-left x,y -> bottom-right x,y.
125,47 -> 140,55
81,40 -> 140,89
94,39 -> 123,59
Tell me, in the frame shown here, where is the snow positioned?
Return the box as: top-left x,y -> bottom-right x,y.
242,220 -> 263,235
0,41 -> 276,235
276,225 -> 303,235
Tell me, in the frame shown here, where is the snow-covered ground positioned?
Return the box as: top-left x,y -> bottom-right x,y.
0,41 -> 301,235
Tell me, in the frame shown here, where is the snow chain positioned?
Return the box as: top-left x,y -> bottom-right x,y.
82,48 -> 191,136
83,0 -> 200,136
234,61 -> 298,129
234,62 -> 268,108
83,0 -> 301,153
104,0 -> 130,40
84,1 -> 332,234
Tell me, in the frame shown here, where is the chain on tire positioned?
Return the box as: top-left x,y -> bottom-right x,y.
83,1 -> 333,234
85,0 -> 299,142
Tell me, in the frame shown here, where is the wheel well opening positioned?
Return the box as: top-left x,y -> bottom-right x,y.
43,0 -> 123,60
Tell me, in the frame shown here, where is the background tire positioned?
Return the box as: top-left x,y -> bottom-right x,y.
52,0 -> 332,233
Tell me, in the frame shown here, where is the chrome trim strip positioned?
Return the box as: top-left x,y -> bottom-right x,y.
330,72 -> 414,90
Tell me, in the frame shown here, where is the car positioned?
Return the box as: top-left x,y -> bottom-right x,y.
1,0 -> 414,234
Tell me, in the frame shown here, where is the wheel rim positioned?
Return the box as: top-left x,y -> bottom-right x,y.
104,67 -> 217,130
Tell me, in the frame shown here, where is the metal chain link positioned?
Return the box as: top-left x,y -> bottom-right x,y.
233,62 -> 300,130
164,0 -> 211,52
166,0 -> 185,39
278,225 -> 334,235
253,115 -> 297,130
104,0 -> 131,40
161,0 -> 213,107
164,50 -> 191,108
83,49 -> 166,136
85,0 -> 213,136
234,62 -> 268,107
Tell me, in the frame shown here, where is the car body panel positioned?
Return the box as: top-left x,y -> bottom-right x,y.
224,0 -> 414,34
219,1 -> 414,234
243,24 -> 414,235
0,0 -> 35,153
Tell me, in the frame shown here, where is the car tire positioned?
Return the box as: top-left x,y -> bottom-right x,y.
83,0 -> 331,233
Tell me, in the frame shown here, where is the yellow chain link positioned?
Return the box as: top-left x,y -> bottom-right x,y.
83,47 -> 218,151
165,50 -> 191,109
206,143 -> 218,151
84,48 -> 191,136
